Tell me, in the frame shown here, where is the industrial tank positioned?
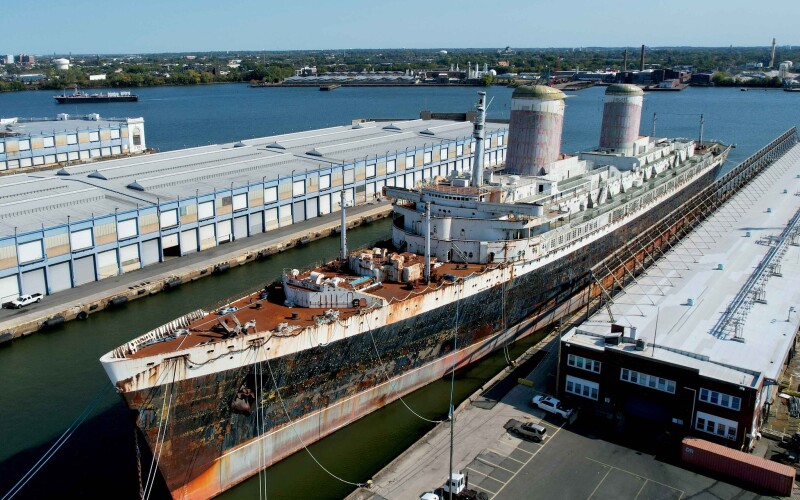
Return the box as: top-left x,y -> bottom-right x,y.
505,85 -> 566,176
599,83 -> 643,155
53,58 -> 70,71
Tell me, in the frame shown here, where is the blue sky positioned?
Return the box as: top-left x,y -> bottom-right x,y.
5,0 -> 798,54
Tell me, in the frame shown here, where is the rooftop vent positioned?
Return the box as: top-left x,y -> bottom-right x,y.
56,168 -> 70,176
88,170 -> 107,180
352,123 -> 364,129
127,181 -> 145,191
233,141 -> 247,148
382,123 -> 401,131
266,142 -> 285,150
306,148 -> 323,157
420,128 -> 435,136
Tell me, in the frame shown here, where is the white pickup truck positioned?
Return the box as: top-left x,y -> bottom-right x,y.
8,293 -> 43,309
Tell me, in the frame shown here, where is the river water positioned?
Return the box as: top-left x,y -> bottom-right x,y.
0,84 -> 797,499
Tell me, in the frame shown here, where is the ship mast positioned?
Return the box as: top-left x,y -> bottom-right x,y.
470,91 -> 487,188
424,202 -> 431,282
340,190 -> 348,263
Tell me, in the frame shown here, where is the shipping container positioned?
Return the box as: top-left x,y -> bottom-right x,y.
681,438 -> 795,496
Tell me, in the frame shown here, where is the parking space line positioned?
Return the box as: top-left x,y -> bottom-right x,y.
471,482 -> 498,495
587,467 -> 612,499
487,448 -> 526,464
633,479 -> 649,500
585,457 -> 685,497
476,456 -> 517,474
491,421 -> 565,498
504,446 -> 533,456
465,466 -> 489,478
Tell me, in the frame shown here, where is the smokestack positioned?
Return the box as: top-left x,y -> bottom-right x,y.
505,85 -> 566,176
623,49 -> 628,71
769,38 -> 777,68
639,45 -> 645,71
599,84 -> 644,156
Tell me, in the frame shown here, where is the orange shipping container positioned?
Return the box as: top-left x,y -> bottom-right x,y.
681,438 -> 795,496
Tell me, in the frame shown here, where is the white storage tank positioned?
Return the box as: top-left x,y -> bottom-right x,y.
53,58 -> 70,71
599,84 -> 644,155
505,85 -> 566,176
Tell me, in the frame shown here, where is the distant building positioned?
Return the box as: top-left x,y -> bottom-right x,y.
19,54 -> 35,66
295,66 -> 317,77
89,74 -> 107,81
3,54 -> 14,64
18,74 -> 46,83
690,72 -> 715,86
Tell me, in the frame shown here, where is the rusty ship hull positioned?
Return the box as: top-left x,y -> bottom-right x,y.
106,148 -> 728,499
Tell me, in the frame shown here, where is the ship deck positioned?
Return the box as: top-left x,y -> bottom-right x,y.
127,258 -> 484,360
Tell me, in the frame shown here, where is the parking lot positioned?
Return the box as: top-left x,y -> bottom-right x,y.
460,414 -> 768,500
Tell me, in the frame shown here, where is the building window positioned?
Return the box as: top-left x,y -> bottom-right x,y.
132,129 -> 142,146
695,411 -> 737,440
620,368 -> 675,394
387,159 -> 396,173
565,375 -> 599,400
440,148 -> 448,160
423,151 -> 432,165
699,388 -> 741,411
319,174 -> 331,190
457,144 -> 463,156
405,156 -> 414,170
366,164 -> 376,178
567,354 -> 601,373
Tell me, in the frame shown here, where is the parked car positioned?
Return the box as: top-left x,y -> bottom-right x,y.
531,395 -> 573,418
8,293 -> 42,309
504,419 -> 547,442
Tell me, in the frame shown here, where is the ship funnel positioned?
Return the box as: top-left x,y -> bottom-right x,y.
505,85 -> 566,176
599,84 -> 644,156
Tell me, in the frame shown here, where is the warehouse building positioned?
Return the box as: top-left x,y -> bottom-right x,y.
0,114 -> 146,171
559,143 -> 800,452
0,118 -> 508,302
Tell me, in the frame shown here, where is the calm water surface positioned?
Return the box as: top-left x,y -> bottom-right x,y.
0,84 -> 797,499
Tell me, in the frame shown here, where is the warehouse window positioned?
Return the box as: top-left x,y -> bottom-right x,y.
567,354 -> 601,373
440,148 -> 448,160
620,368 -> 675,394
699,388 -> 741,411
387,159 -> 396,173
405,156 -> 414,170
565,375 -> 598,400
320,174 -> 331,190
132,129 -> 142,146
423,151 -> 432,165
695,411 -> 737,440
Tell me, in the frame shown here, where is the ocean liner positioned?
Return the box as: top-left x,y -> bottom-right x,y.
100,85 -> 730,499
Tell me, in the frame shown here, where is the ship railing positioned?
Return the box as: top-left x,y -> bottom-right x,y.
111,308 -> 207,358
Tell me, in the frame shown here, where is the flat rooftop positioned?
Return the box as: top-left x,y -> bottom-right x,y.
563,142 -> 800,388
0,115 -> 132,136
0,119 -> 506,234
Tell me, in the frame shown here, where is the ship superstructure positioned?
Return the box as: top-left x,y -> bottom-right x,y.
101,85 -> 729,499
